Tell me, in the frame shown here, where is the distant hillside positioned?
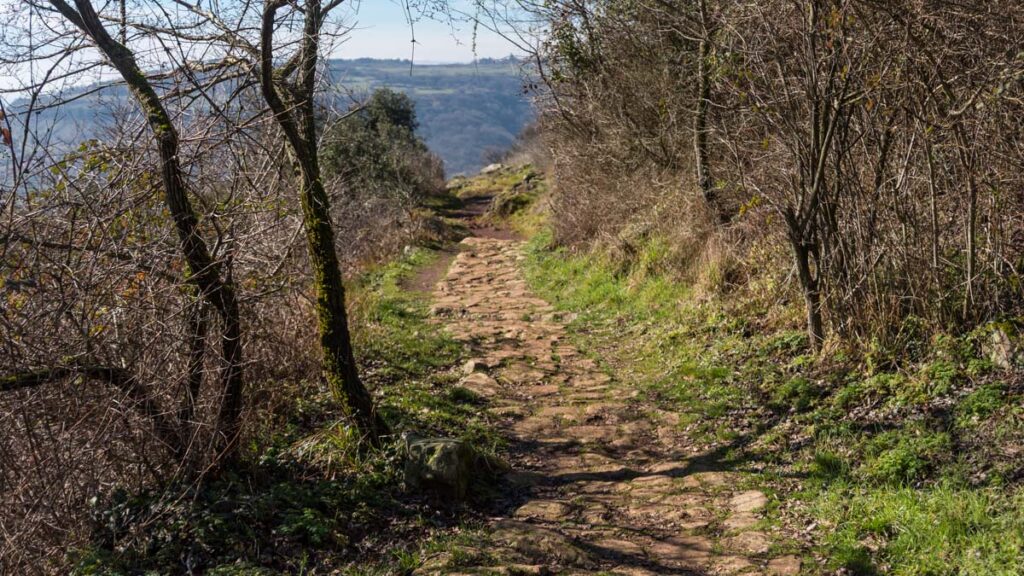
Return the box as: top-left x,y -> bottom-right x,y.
327,59 -> 535,175
14,58 -> 534,177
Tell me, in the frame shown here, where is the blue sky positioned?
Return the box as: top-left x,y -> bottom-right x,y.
337,1 -> 523,62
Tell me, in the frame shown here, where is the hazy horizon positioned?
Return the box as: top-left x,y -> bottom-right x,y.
331,1 -> 528,63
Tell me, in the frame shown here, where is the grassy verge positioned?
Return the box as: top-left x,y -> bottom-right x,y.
448,163 -> 549,237
350,248 -> 503,453
522,228 -> 1024,575
74,248 -> 499,575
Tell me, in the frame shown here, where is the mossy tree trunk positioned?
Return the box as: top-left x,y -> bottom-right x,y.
48,0 -> 246,457
259,0 -> 387,444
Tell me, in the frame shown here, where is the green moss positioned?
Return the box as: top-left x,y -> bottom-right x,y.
861,428 -> 951,485
772,376 -> 821,412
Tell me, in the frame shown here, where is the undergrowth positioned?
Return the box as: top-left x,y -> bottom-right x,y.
522,228 -> 1024,575
74,248 -> 498,575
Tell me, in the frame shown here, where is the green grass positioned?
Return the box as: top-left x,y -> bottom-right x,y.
813,482 -> 1024,575
349,247 -> 503,451
523,229 -> 765,440
519,226 -> 1024,575
450,164 -> 540,199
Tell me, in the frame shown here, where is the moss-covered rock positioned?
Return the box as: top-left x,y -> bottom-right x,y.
984,326 -> 1017,371
402,435 -> 505,501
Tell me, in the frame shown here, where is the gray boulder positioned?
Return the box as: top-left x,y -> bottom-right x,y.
984,326 -> 1018,371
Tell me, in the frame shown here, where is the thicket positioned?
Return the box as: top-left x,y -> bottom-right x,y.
0,2 -> 450,569
529,0 -> 1024,352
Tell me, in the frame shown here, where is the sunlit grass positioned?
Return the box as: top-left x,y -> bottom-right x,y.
521,226 -> 1024,575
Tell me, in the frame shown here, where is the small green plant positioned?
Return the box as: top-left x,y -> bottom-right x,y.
811,450 -> 850,481
922,359 -> 959,396
957,383 -> 1007,423
447,386 -> 485,405
832,380 -> 867,410
772,376 -> 821,412
277,507 -> 338,546
832,543 -> 878,576
862,429 -> 950,485
765,331 -> 808,354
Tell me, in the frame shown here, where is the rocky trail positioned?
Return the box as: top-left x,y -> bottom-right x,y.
421,226 -> 802,575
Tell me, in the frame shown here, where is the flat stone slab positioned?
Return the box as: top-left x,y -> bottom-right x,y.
646,535 -> 714,564
593,538 -> 645,558
725,531 -> 771,555
514,500 -> 573,521
459,372 -> 501,396
525,384 -> 562,397
492,520 -> 594,567
710,554 -> 755,574
622,474 -> 675,493
767,555 -> 802,575
723,511 -> 760,531
730,490 -> 769,514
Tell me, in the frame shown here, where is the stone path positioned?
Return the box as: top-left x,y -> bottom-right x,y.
426,237 -> 801,576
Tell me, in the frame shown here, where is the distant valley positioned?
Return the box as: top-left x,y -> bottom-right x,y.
327,59 -> 535,174
19,58 -> 535,176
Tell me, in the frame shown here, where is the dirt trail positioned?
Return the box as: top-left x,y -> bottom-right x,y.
426,235 -> 801,575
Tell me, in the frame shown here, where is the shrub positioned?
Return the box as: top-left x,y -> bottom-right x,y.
957,383 -> 1007,422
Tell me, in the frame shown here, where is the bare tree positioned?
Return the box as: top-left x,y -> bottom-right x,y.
256,0 -> 387,443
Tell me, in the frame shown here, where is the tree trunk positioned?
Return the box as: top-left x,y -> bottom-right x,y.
177,297 -> 208,461
964,170 -> 977,321
954,128 -> 977,322
694,0 -> 723,222
258,0 -> 386,445
790,234 -> 825,351
926,142 -> 940,287
50,0 -> 246,457
299,171 -> 387,442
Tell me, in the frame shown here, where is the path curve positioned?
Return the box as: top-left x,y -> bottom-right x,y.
427,237 -> 800,576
